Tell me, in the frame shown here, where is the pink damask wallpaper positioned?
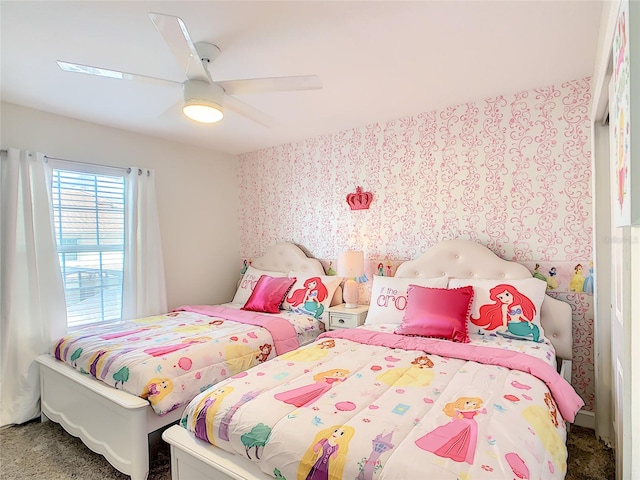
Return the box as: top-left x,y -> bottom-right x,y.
238,77 -> 594,411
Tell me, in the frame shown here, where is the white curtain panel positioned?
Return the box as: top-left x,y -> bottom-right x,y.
0,148 -> 67,426
122,168 -> 167,320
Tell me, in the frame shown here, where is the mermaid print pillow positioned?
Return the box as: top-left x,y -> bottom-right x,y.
282,273 -> 342,321
448,277 -> 548,343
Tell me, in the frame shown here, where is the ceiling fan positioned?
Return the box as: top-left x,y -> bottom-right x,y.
56,12 -> 322,127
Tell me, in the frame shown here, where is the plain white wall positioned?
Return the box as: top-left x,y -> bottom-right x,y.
1,101 -> 240,309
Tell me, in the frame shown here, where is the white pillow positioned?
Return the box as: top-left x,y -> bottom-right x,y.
232,266 -> 287,305
448,277 -> 548,343
282,273 -> 343,321
365,275 -> 449,325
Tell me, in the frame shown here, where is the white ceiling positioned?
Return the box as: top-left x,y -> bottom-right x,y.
1,1 -> 603,156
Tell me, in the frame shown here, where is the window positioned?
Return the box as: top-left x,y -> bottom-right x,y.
50,163 -> 126,328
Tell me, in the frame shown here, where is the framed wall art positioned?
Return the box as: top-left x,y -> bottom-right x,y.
611,0 -> 638,226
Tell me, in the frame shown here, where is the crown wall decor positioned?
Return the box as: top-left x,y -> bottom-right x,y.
346,186 -> 373,210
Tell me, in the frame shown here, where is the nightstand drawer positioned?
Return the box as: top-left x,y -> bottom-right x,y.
326,305 -> 368,330
329,312 -> 361,329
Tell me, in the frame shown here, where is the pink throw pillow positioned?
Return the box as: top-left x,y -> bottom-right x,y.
395,285 -> 474,343
242,275 -> 297,314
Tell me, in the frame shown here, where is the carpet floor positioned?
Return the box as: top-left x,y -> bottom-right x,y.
0,421 -> 614,479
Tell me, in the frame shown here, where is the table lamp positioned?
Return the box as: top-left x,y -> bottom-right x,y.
338,250 -> 365,308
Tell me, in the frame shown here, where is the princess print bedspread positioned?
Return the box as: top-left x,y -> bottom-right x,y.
181,329 -> 583,480
52,305 -> 299,415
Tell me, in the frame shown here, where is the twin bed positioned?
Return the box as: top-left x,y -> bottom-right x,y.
161,239 -> 580,480
37,242 -> 339,480
38,239 -> 582,480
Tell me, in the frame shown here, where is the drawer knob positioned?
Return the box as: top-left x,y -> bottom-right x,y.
339,319 -> 345,324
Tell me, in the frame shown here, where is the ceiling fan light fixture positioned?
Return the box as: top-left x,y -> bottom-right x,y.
182,100 -> 223,123
182,79 -> 224,123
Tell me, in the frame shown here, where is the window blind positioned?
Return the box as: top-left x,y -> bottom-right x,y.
51,166 -> 126,328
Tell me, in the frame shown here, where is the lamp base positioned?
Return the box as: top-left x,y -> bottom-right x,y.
343,279 -> 359,309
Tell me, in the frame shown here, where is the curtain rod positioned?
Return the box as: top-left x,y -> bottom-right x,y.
1,150 -> 149,175
44,154 -> 131,173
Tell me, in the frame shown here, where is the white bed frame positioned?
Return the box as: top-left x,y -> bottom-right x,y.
37,242 -> 329,480
162,239 -> 575,480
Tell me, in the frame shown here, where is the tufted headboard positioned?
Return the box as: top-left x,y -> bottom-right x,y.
394,239 -> 573,360
251,242 -> 325,275
249,242 -> 342,305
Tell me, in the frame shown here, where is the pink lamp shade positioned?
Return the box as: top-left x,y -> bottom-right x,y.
338,250 -> 365,308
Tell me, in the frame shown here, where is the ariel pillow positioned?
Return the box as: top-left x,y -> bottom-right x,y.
365,275 -> 449,325
395,285 -> 473,342
282,273 -> 343,321
241,275 -> 297,314
232,266 -> 287,305
448,277 -> 548,343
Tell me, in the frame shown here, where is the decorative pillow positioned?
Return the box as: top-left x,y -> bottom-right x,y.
365,275 -> 449,325
395,285 -> 473,343
241,275 -> 297,314
448,277 -> 548,343
232,266 -> 287,305
282,273 -> 343,320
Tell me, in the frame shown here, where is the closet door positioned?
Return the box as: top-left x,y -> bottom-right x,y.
608,63 -> 636,480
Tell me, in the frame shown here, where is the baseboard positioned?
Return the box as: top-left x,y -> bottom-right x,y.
574,409 -> 596,429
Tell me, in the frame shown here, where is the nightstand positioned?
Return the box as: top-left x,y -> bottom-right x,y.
327,304 -> 368,330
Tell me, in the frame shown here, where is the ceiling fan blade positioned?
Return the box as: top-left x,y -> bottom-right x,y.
159,100 -> 184,120
218,75 -> 322,96
149,12 -> 210,83
57,61 -> 181,88
223,95 -> 275,128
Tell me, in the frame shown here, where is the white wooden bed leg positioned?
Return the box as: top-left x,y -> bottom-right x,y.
559,359 -> 573,433
130,414 -> 150,480
130,468 -> 149,480
169,444 -> 180,480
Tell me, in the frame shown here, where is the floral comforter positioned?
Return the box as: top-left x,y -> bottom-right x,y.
51,305 -> 316,415
181,326 -> 583,480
